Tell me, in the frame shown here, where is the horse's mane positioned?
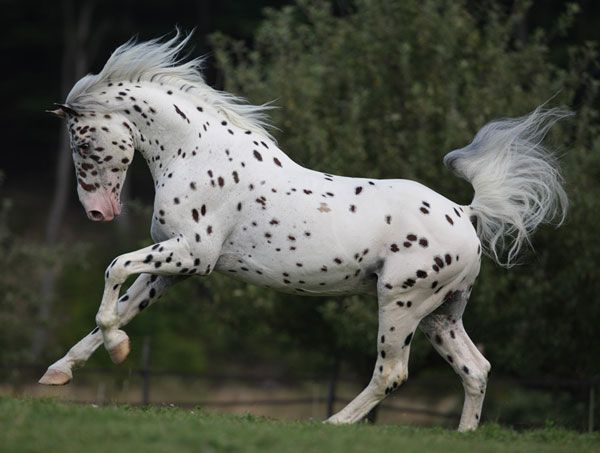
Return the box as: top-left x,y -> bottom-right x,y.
66,30 -> 274,140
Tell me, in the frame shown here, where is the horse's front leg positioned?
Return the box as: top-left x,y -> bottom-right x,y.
38,274 -> 181,385
97,235 -> 199,364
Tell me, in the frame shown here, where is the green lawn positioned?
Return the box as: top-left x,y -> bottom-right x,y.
1,397 -> 598,453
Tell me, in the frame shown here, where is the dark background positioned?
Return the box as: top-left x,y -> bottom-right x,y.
2,0 -> 291,202
2,0 -> 600,181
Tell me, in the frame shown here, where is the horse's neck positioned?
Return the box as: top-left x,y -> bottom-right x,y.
127,84 -> 291,185
126,85 -> 203,182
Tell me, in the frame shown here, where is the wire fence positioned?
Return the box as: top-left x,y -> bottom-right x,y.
1,338 -> 597,432
0,363 -> 464,425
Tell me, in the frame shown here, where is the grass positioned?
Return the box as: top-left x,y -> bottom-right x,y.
1,397 -> 598,453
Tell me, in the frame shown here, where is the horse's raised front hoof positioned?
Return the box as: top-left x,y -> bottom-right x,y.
38,368 -> 72,386
108,337 -> 130,364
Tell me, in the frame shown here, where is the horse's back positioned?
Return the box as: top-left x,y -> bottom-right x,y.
329,177 -> 479,259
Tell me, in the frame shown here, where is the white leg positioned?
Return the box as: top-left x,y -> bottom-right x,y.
39,274 -> 180,385
420,292 -> 491,432
96,236 -> 198,364
326,248 -> 475,426
327,290 -> 420,424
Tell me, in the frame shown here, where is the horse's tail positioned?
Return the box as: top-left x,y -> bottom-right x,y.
443,107 -> 570,267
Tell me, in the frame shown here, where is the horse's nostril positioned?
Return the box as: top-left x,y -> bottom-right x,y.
88,210 -> 105,221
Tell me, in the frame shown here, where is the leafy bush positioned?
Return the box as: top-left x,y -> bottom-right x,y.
0,174 -> 42,365
0,171 -> 89,367
210,0 -> 600,378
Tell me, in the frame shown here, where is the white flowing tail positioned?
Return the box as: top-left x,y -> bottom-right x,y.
444,107 -> 570,267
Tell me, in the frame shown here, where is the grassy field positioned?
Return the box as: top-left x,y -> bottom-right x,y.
1,397 -> 598,453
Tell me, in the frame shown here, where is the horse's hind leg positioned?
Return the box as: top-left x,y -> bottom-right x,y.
419,290 -> 491,431
39,274 -> 179,385
327,298 -> 419,424
327,274 -> 429,424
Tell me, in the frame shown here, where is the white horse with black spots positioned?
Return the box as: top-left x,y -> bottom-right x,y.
40,32 -> 569,432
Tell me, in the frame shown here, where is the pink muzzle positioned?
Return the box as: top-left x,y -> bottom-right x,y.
82,193 -> 121,222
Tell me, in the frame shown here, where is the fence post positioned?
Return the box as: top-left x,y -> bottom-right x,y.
326,350 -> 340,418
141,336 -> 151,405
589,381 -> 596,433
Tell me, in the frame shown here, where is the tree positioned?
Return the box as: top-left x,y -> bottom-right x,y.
32,0 -> 106,361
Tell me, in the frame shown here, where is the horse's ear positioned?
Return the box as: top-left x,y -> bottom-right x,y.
46,103 -> 78,118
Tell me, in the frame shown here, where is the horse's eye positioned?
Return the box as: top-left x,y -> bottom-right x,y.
79,143 -> 91,154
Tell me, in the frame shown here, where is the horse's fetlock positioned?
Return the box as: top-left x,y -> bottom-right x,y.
95,314 -> 117,330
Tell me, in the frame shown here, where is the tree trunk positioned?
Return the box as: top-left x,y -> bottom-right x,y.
30,0 -> 96,361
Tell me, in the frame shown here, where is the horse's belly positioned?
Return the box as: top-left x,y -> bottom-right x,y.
215,251 -> 379,297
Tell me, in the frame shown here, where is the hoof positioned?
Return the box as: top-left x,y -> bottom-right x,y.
39,368 -> 72,386
108,338 -> 130,364
325,415 -> 344,425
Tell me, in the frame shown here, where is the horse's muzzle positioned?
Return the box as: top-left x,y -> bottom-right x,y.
82,193 -> 121,222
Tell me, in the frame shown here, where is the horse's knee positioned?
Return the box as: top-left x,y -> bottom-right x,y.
105,259 -> 128,285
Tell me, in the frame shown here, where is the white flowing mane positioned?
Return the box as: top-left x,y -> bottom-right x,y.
66,30 -> 274,139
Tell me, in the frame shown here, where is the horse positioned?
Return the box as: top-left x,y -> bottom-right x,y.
40,32 -> 569,431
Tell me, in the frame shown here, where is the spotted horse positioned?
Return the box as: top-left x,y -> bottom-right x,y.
40,32 -> 569,432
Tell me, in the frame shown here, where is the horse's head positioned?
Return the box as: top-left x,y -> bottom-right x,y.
50,104 -> 135,222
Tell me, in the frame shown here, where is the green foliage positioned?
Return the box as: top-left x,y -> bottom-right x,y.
0,175 -> 42,365
210,0 -> 600,378
0,172 -> 91,366
1,397 -> 599,452
484,379 -> 592,430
